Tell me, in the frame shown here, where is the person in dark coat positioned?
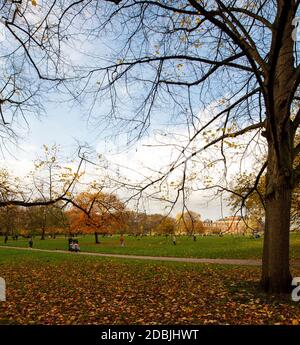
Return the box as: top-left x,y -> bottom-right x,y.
68,238 -> 74,251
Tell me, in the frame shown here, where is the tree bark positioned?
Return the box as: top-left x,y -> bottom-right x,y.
261,108 -> 294,293
261,162 -> 292,293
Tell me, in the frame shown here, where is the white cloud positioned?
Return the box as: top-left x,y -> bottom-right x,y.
92,103 -> 266,219
0,95 -> 265,221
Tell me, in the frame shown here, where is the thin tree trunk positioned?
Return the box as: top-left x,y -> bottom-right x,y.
41,227 -> 45,240
94,232 -> 100,244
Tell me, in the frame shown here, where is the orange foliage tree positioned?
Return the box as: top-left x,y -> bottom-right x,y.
154,216 -> 176,236
67,191 -> 126,243
175,211 -> 204,236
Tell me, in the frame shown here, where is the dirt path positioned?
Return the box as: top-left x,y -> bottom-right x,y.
1,245 -> 300,267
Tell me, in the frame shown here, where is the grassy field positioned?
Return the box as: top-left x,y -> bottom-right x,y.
0,248 -> 300,325
1,233 -> 300,259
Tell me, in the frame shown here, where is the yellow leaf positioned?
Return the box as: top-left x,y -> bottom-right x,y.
32,0 -> 37,6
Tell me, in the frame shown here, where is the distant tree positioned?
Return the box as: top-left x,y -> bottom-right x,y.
68,191 -> 126,243
228,173 -> 266,233
155,216 -> 176,236
44,205 -> 69,238
230,172 -> 300,231
0,145 -> 84,218
26,206 -> 48,240
142,214 -> 164,235
124,211 -> 171,236
124,211 -> 148,235
0,205 -> 20,239
176,211 -> 204,236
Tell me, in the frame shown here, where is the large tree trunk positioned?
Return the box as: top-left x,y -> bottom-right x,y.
260,1 -> 296,293
261,154 -> 292,293
261,110 -> 294,293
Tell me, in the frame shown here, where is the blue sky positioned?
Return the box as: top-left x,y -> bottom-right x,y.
0,0 -> 267,221
1,93 -> 235,220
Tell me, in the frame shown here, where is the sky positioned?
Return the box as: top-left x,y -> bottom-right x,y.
1,93 -> 266,221
0,0 -> 267,221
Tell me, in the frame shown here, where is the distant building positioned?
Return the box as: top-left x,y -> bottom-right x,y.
214,216 -> 246,234
203,216 -> 246,235
203,219 -> 221,234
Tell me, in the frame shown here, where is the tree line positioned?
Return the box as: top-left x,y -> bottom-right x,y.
0,191 -> 205,242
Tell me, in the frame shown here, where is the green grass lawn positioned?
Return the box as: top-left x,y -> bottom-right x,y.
0,248 -> 300,325
1,233 -> 300,259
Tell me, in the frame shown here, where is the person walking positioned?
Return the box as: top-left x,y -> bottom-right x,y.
68,238 -> 74,251
74,241 -> 80,252
172,235 -> 176,245
28,237 -> 33,249
120,234 -> 125,247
